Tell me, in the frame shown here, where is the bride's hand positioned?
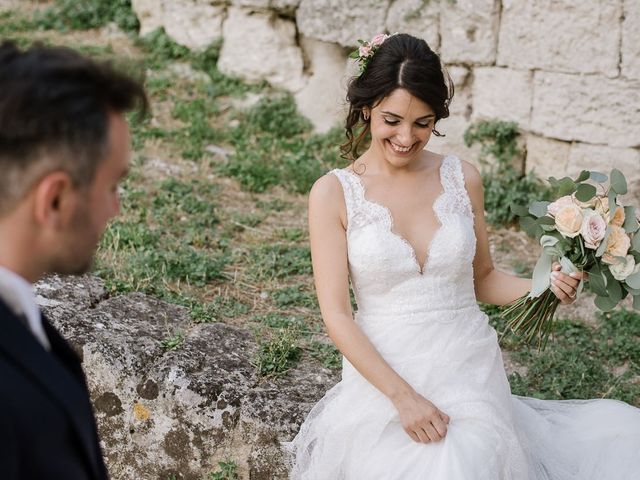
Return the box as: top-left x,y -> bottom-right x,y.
392,389 -> 450,444
550,262 -> 588,305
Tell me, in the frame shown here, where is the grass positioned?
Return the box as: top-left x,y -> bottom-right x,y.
2,4 -> 638,405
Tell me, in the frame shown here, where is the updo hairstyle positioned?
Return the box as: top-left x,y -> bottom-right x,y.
341,33 -> 454,160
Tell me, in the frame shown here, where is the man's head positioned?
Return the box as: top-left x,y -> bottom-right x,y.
0,41 -> 148,280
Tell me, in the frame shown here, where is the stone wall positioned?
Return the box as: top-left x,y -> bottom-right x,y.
131,0 -> 640,187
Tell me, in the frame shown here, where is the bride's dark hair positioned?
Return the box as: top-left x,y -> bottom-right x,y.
341,33 -> 454,161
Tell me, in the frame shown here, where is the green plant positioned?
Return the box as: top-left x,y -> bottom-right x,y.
192,297 -> 251,323
272,284 -> 318,309
208,460 -> 239,480
464,120 -> 552,227
161,331 -> 185,350
35,0 -> 140,33
248,244 -> 312,280
308,341 -> 342,370
255,327 -> 302,377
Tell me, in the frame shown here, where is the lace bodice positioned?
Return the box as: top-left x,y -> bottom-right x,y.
330,155 -> 477,319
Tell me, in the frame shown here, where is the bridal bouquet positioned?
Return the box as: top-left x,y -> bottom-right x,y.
502,168 -> 640,347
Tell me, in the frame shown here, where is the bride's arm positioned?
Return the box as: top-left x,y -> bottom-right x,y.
461,160 -> 581,305
308,174 -> 449,444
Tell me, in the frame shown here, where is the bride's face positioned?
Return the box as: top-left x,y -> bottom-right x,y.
367,88 -> 435,168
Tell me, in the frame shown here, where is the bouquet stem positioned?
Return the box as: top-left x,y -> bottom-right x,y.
501,289 -> 560,349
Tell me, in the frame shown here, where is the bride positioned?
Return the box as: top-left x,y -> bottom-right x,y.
286,33 -> 640,479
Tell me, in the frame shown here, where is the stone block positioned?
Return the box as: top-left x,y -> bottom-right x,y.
622,0 -> 640,80
162,1 -> 225,50
296,0 -> 390,47
524,134 -> 571,180
386,0 -> 440,51
498,0 -> 621,77
472,67 -> 532,128
531,72 -> 640,148
131,0 -> 164,36
218,7 -> 305,92
231,0 -> 300,15
440,0 -> 499,64
295,37 -> 349,133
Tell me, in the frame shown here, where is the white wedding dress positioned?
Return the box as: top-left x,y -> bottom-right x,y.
285,155 -> 640,479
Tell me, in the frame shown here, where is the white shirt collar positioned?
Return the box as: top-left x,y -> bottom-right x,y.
0,266 -> 51,350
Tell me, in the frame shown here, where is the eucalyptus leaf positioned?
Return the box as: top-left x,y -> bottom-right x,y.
540,235 -> 559,248
596,226 -> 611,257
529,201 -> 551,218
574,170 -> 590,183
626,271 -> 640,289
605,275 -> 622,303
536,216 -> 556,226
588,264 -> 608,296
623,283 -> 640,296
510,204 -> 530,217
634,294 -> 640,310
633,232 -> 640,253
556,177 -> 577,197
623,206 -> 640,233
529,251 -> 553,298
608,191 -> 617,219
590,171 -> 608,183
575,183 -> 597,202
595,295 -> 616,312
520,216 -> 542,238
610,168 -> 628,195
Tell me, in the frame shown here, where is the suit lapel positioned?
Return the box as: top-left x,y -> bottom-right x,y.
0,300 -> 102,479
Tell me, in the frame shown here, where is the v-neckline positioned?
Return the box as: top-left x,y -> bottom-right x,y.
344,156 -> 449,275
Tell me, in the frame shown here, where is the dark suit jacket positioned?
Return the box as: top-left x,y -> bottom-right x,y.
0,299 -> 109,479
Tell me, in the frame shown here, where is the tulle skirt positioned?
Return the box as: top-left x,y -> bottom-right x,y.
284,306 -> 640,479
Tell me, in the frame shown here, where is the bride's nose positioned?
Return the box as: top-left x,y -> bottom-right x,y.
395,123 -> 415,146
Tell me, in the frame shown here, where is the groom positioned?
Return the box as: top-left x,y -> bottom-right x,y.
0,41 -> 147,478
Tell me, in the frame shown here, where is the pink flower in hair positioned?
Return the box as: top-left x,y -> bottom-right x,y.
370,33 -> 389,46
359,44 -> 372,57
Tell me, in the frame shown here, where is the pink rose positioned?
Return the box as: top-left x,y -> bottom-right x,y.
359,44 -> 372,57
547,195 -> 574,217
370,33 -> 388,46
580,210 -> 607,250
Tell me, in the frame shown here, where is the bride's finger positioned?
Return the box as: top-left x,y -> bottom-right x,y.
405,428 -> 421,443
439,411 -> 450,424
422,424 -> 441,443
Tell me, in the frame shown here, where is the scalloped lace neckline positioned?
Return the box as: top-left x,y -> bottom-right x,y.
343,156 -> 450,275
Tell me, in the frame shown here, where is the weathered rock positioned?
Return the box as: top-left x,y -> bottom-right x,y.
429,66 -> 478,161
472,67 -> 532,128
440,0 -> 499,64
132,0 -> 225,50
296,0 -> 390,47
231,0 -> 300,15
531,72 -> 640,148
622,0 -> 640,80
498,0 -> 621,77
219,7 -> 305,91
295,37 -> 348,133
131,0 -> 164,36
35,275 -> 338,480
524,134 -> 571,179
386,0 -> 440,51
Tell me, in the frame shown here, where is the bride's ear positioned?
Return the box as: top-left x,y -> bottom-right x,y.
362,107 -> 371,122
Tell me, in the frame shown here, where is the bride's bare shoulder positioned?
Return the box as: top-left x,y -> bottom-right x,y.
309,170 -> 347,212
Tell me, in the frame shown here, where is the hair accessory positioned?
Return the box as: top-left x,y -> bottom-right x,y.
349,33 -> 395,74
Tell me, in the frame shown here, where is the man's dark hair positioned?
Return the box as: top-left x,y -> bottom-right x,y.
0,41 -> 148,213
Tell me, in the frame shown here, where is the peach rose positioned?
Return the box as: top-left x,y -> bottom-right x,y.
555,204 -> 583,238
580,210 -> 607,250
610,206 -> 626,227
609,254 -> 637,281
595,196 -> 610,220
547,195 -> 574,217
602,225 -> 631,265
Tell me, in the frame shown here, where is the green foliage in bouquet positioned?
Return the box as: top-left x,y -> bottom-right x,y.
503,168 -> 640,348
463,120 -> 552,227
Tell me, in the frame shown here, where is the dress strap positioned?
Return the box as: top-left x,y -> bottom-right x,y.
329,169 -> 363,231
440,156 -> 474,218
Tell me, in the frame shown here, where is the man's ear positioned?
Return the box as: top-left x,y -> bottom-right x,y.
32,171 -> 76,229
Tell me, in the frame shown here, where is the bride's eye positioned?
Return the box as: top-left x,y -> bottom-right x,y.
416,121 -> 432,128
383,118 -> 400,125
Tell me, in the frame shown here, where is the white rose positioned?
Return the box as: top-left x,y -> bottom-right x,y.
609,254 -> 637,281
580,210 -> 607,249
555,205 -> 584,238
